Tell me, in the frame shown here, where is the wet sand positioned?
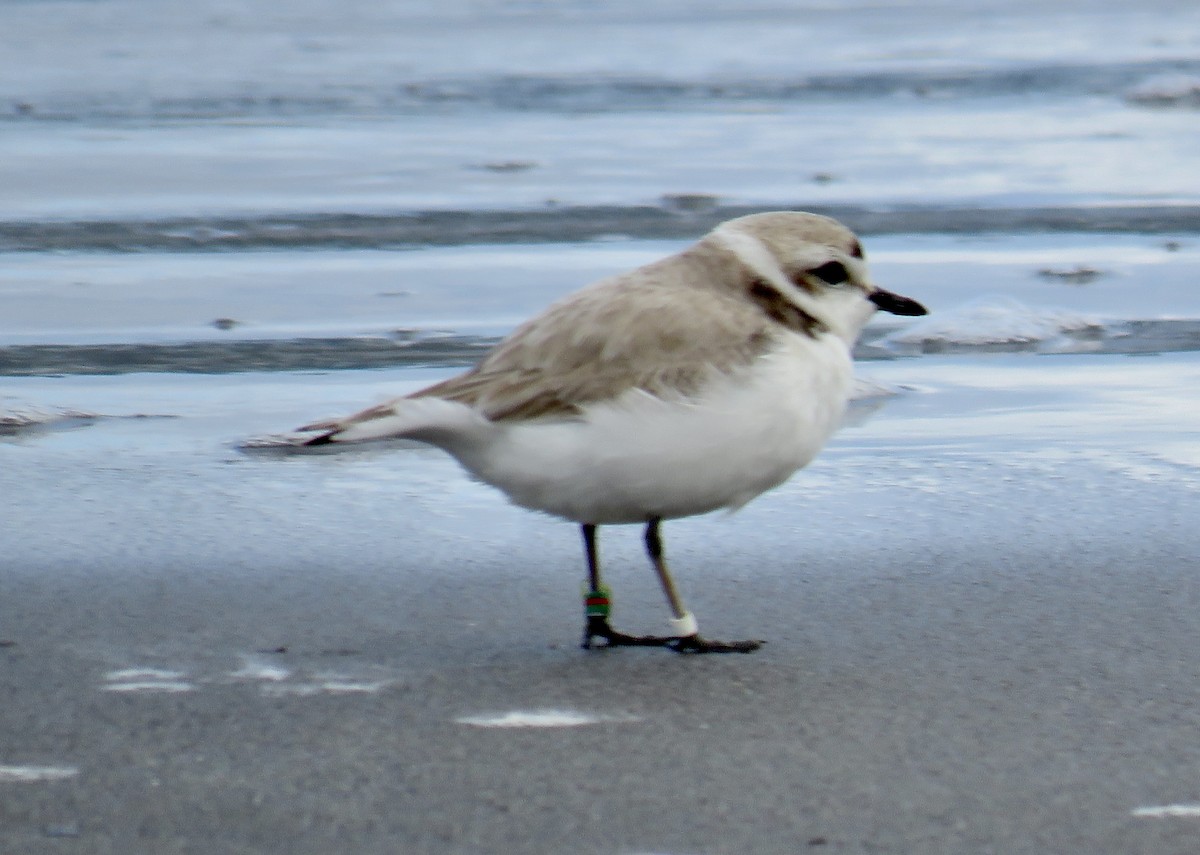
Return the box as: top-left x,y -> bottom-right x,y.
3,354 -> 1200,853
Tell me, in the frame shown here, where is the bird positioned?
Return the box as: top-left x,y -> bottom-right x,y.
294,211 -> 927,653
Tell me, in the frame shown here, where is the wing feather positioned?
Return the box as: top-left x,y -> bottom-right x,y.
411,253 -> 774,422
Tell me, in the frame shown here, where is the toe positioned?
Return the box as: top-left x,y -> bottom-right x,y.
668,635 -> 764,654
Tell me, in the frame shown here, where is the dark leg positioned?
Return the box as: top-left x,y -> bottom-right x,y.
580,524 -> 677,650
644,518 -> 763,654
583,523 -> 600,591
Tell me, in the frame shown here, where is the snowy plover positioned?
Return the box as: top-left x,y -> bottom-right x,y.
297,212 -> 926,653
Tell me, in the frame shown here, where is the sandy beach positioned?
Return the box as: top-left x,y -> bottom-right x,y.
5,0 -> 1200,850
4,355 -> 1200,853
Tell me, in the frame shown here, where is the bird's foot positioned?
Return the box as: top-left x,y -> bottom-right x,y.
665,634 -> 764,655
581,616 -> 676,650
581,617 -> 763,654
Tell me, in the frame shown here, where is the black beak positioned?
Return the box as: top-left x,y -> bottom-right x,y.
869,288 -> 928,316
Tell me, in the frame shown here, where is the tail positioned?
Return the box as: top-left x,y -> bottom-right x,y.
297,396 -> 493,449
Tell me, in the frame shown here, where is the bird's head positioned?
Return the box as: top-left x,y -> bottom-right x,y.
705,211 -> 927,344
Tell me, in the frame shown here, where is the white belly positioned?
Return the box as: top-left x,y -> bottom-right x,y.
449,334 -> 854,525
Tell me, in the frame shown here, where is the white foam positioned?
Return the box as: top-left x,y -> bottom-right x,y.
0,765 -> 79,783
456,710 -> 637,728
0,405 -> 98,433
259,683 -> 323,698
102,668 -> 195,693
259,679 -> 392,697
229,658 -> 291,682
317,680 -> 388,694
882,298 -> 1102,348
1132,804 -> 1200,818
105,668 -> 186,682
102,681 -> 195,693
1126,74 -> 1200,107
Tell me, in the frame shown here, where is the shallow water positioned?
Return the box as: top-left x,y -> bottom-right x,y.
4,350 -> 1199,565
4,0 -> 1200,221
2,0 -> 1199,543
1,231 -> 1197,378
3,0 -> 1198,373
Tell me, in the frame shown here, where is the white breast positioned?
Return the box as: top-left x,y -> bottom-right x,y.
448,332 -> 854,525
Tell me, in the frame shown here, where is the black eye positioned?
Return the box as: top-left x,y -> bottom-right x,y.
809,260 -> 848,285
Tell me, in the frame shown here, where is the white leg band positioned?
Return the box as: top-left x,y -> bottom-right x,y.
669,612 -> 698,637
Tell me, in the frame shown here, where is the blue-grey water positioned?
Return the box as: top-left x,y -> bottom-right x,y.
3,0 -> 1200,377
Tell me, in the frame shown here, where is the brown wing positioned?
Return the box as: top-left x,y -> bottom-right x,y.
411,259 -> 774,422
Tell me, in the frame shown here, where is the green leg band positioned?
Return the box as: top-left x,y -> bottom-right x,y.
583,584 -> 613,619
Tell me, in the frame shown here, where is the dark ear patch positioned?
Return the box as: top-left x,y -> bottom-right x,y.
748,279 -> 827,338
809,260 -> 849,285
849,240 -> 864,259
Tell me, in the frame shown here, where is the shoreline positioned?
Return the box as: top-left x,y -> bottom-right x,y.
6,202 -> 1200,254
5,317 -> 1200,377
